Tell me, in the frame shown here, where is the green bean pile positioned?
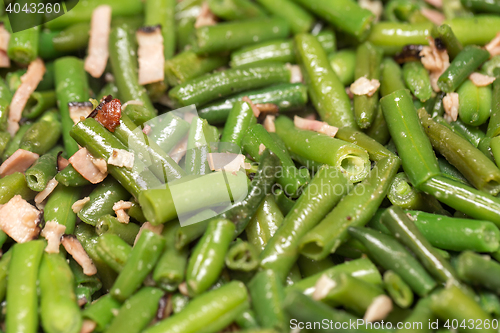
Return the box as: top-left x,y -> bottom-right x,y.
0,0 -> 500,332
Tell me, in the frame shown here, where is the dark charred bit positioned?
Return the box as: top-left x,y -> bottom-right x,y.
156,293 -> 172,321
394,44 -> 424,64
92,95 -> 122,132
257,111 -> 280,124
62,234 -> 78,241
346,216 -> 352,220
138,25 -> 162,34
434,37 -> 446,51
248,172 -> 256,181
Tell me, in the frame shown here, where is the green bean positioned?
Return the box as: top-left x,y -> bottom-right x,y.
39,253 -> 81,333
482,56 -> 500,77
198,83 -> 308,124
256,0 -> 313,34
36,29 -> 66,60
0,251 -> 11,303
438,45 -> 491,92
19,109 -> 61,155
381,89 -> 440,187
171,293 -> 190,314
437,156 -> 469,185
184,117 -> 217,176
6,240 -> 45,333
165,50 -> 227,86
36,62 -> 55,91
457,79 -> 492,126
235,310 -> 260,330
143,281 -> 249,333
368,22 -> 433,54
105,287 -> 164,333
44,185 -> 80,234
148,112 -> 190,154
486,68 -> 500,139
110,230 -> 164,302
25,146 -> 61,192
403,61 -> 433,102
248,270 -> 287,331
0,172 -> 36,204
7,26 -> 40,65
145,0 -> 176,60
246,195 -> 283,254
260,165 -> 350,280
52,23 -> 90,53
96,234 -> 132,273
186,217 -> 235,296
175,211 -> 214,249
455,251 -> 500,294
296,256 -> 335,278
396,297 -> 434,333
384,271 -> 414,309
299,156 -> 400,261
70,118 -> 162,199
366,105 -> 392,145
207,0 -> 267,21
176,17 -> 196,51
54,57 -> 89,156
55,165 -> 91,187
461,0 -> 500,13
295,33 -> 356,128
382,206 -> 459,283
0,76 -> 13,102
444,15 -> 500,45
419,109 -> 500,195
348,227 -> 437,296
275,116 -> 370,183
22,91 -> 57,119
153,222 -> 188,291
430,284 -> 495,333
478,291 -> 500,317
121,104 -> 157,127
225,239 -> 259,272
169,63 -> 293,107
380,58 -> 406,97
96,215 -> 140,246
82,295 -> 122,332
193,17 -> 289,54
292,0 -> 374,40
109,24 -> 156,116
0,98 -> 8,132
2,121 -> 33,160
436,24 -> 464,59
328,50 -> 356,86
221,100 -> 256,149
448,118 -> 485,148
354,42 -> 383,129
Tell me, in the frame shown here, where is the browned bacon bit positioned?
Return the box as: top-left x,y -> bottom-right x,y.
156,294 -> 172,321
69,102 -> 94,125
242,96 -> 260,117
394,44 -> 424,64
195,2 -> 217,28
94,97 -> 122,132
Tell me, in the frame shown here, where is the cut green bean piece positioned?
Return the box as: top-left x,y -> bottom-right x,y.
384,271 -> 414,309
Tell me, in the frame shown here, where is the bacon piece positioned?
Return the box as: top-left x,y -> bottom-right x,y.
207,153 -> 246,173
312,274 -> 337,301
41,221 -> 66,253
8,58 -> 46,136
84,5 -> 112,78
350,77 -> 380,97
72,197 -> 90,214
142,124 -> 152,135
69,102 -> 94,125
364,295 -> 393,322
421,8 -> 445,25
359,0 -> 383,21
0,23 -> 10,68
195,2 -> 217,28
108,149 -> 134,169
264,115 -> 276,133
35,178 -> 59,204
0,149 -> 39,177
469,72 -> 496,87
137,26 -> 165,85
258,143 -> 266,155
286,63 -> 303,83
80,320 -> 97,333
0,195 -> 41,243
134,222 -> 164,246
93,97 -> 122,132
420,37 -> 450,92
294,116 -> 338,137
485,32 -> 500,57
255,103 -> 279,114
241,96 -> 260,117
61,235 -> 97,275
443,92 -> 459,123
57,153 -> 70,171
113,200 -> 133,224
69,148 -> 108,184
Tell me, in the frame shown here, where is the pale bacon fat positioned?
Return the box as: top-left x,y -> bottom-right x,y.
0,23 -> 10,68
255,103 -> 279,114
485,32 -> 500,57
61,235 -> 97,276
8,58 -> 46,136
264,115 -> 276,133
0,149 -> 39,177
72,197 -> 90,214
137,26 -> 165,85
69,102 -> 94,124
113,200 -> 133,224
286,63 -> 303,83
364,295 -> 393,322
84,5 -> 112,78
35,178 -> 59,204
424,0 -> 443,8
294,116 -> 338,137
80,320 -> 97,333
420,8 -> 445,25
359,0 -> 383,22
58,154 -> 70,171
0,195 -> 41,243
41,221 -> 66,254
207,153 -> 246,173
350,77 -> 380,97
469,72 -> 496,87
108,149 -> 134,169
142,124 -> 152,135
195,2 -> 217,28
242,96 -> 260,117
69,148 -> 108,184
134,222 -> 164,246
312,275 -> 337,301
258,143 -> 266,155
420,37 -> 450,92
443,92 -> 459,123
